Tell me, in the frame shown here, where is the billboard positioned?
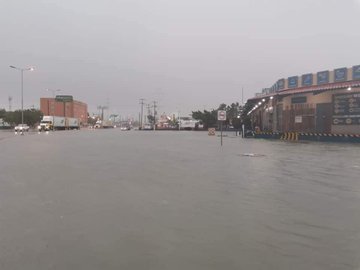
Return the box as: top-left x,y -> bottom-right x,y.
55,95 -> 73,102
334,67 -> 347,82
332,93 -> 360,125
302,73 -> 313,86
288,76 -> 298,88
353,65 -> 360,80
317,71 -> 329,85
277,79 -> 285,90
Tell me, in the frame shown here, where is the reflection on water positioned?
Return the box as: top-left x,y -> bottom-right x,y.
0,130 -> 359,270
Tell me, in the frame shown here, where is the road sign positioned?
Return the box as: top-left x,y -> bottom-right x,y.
55,95 -> 73,102
217,110 -> 226,121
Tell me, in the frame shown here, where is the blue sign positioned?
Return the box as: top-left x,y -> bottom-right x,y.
317,71 -> 329,85
302,73 -> 313,86
353,65 -> 360,80
288,76 -> 298,88
277,79 -> 285,90
334,68 -> 347,82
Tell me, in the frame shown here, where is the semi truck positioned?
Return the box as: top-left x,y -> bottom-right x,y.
38,116 -> 80,131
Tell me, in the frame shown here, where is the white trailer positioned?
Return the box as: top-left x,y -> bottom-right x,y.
38,116 -> 79,131
67,118 -> 80,129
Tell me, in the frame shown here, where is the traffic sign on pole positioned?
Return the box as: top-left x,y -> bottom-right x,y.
217,110 -> 226,121
217,110 -> 226,146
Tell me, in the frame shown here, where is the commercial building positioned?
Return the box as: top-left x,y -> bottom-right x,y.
247,65 -> 360,135
40,95 -> 88,125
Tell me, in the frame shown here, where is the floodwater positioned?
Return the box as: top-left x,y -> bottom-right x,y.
0,129 -> 360,270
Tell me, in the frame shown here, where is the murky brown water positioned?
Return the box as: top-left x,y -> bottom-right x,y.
1,129 -> 360,270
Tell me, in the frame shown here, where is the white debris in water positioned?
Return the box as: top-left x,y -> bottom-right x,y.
242,153 -> 265,157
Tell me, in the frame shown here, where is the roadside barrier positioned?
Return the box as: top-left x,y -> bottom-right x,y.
280,132 -> 299,141
208,128 -> 216,136
253,131 -> 360,143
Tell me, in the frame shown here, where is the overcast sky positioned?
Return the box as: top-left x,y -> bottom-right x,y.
1,0 -> 360,118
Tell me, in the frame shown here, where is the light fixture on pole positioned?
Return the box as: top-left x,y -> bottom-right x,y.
9,65 -> 34,129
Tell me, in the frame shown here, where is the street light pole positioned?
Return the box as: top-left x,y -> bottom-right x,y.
21,69 -> 23,125
9,65 -> 34,128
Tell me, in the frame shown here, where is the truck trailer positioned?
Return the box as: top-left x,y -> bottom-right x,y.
38,116 -> 80,131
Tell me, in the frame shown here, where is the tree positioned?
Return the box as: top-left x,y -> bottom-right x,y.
226,102 -> 243,129
241,101 -> 256,130
192,102 -> 247,130
147,115 -> 155,124
192,109 -> 217,129
3,109 -> 43,127
87,114 -> 98,126
0,108 -> 6,119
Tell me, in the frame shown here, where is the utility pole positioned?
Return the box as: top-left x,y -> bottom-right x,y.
241,87 -> 244,106
153,101 -> 157,131
97,105 -> 108,125
8,96 -> 12,111
139,98 -> 145,129
97,106 -> 101,118
9,66 -> 34,130
146,104 -> 151,126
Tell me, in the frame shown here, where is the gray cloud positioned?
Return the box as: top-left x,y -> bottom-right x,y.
1,0 -> 359,117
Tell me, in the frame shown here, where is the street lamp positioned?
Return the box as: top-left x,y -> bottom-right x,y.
9,65 -> 34,128
46,89 -> 61,130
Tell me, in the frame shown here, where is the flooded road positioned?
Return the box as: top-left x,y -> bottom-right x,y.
0,129 -> 360,270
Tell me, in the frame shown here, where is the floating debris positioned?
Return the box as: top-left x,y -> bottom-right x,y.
241,153 -> 266,157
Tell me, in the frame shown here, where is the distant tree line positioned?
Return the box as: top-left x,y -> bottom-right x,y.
0,108 -> 43,127
192,102 -> 247,129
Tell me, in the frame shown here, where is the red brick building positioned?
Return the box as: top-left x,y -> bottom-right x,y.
40,97 -> 88,125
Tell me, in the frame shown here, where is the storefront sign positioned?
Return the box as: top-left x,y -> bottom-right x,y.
302,73 -> 313,86
353,65 -> 360,80
288,76 -> 298,88
333,93 -> 360,125
277,79 -> 285,90
291,96 -> 307,104
317,71 -> 329,85
334,68 -> 347,82
295,116 -> 302,123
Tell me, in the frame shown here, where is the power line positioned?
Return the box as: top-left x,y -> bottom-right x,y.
153,101 -> 157,131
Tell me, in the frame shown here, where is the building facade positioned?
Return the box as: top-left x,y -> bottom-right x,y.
40,97 -> 88,125
248,65 -> 360,135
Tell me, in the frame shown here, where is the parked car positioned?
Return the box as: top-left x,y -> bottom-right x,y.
14,124 -> 30,132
